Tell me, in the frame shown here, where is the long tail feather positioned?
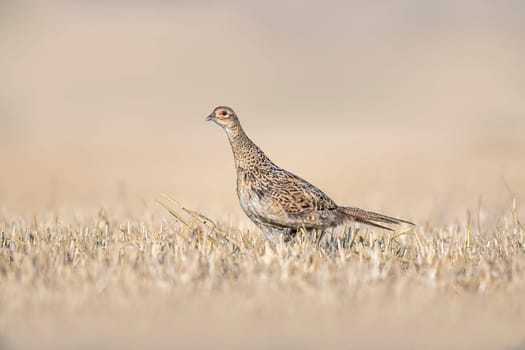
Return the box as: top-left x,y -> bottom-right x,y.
353,217 -> 394,231
339,206 -> 415,229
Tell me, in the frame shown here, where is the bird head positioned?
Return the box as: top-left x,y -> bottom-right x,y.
205,106 -> 238,130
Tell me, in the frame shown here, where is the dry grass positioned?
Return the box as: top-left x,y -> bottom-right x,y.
1,195 -> 524,349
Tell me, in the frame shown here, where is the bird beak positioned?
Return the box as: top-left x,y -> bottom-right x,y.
205,113 -> 214,122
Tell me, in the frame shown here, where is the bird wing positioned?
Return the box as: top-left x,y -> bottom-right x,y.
271,168 -> 338,214
241,166 -> 338,229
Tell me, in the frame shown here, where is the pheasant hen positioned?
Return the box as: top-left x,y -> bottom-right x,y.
206,106 -> 414,243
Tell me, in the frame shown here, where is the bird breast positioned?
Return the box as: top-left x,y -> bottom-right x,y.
236,169 -> 283,222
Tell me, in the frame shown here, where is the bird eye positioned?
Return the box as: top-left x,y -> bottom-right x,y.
221,111 -> 229,117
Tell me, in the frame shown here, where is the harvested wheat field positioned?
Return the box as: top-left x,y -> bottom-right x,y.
1,2 -> 525,350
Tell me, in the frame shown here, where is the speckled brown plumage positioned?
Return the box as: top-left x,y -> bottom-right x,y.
206,106 -> 414,243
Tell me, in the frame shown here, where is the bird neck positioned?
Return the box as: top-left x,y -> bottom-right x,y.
225,123 -> 270,170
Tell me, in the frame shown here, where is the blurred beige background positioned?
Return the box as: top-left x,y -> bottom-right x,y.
1,1 -> 524,223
